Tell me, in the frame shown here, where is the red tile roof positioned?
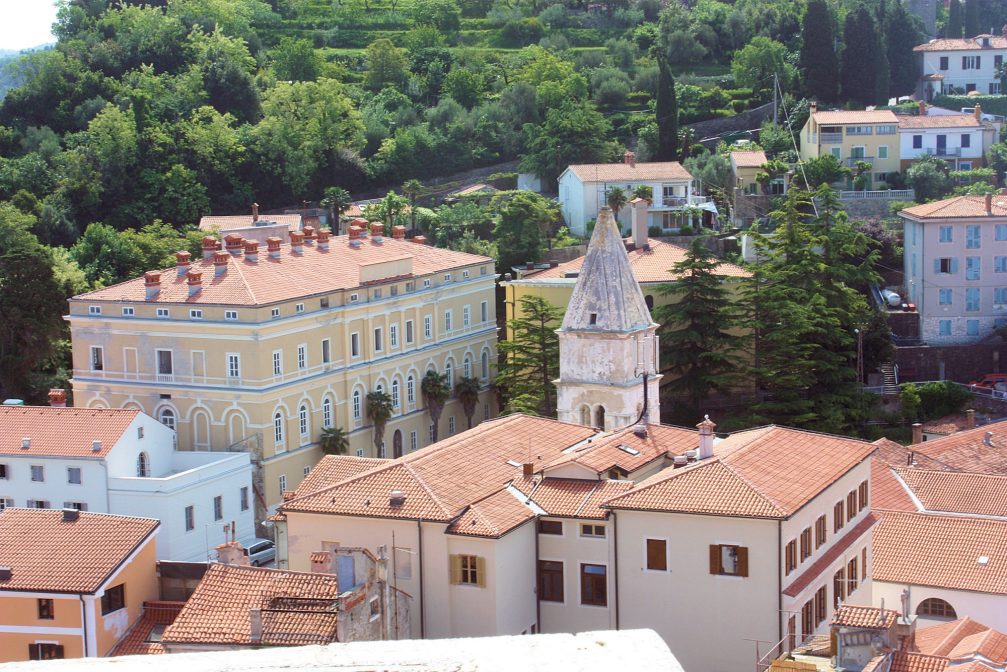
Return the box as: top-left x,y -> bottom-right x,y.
0,406 -> 139,458
111,601 -> 185,656
889,651 -> 949,672
0,509 -> 158,593
199,214 -> 302,232
901,195 -> 1007,220
520,239 -> 749,283
447,488 -> 535,538
513,477 -> 634,520
161,564 -> 343,646
730,150 -> 768,168
872,462 -> 918,513
75,236 -> 492,307
812,110 -> 899,125
947,629 -> 1007,665
783,514 -> 877,597
873,510 -> 1007,594
541,423 -> 698,475
913,36 -> 1007,51
565,161 -> 692,183
909,422 -> 1007,473
897,114 -> 981,129
914,617 -> 992,657
831,604 -> 899,629
294,456 -> 386,499
893,467 -> 1007,517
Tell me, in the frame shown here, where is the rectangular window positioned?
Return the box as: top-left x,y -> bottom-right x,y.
580,523 -> 605,538
225,310 -> 238,320
156,350 -> 173,375
88,305 -> 101,315
996,287 -> 1007,304
351,333 -> 360,358
349,293 -> 358,303
227,354 -> 240,379
834,501 -> 844,532
37,598 -> 55,620
0,464 -> 6,479
271,307 -> 280,319
538,520 -> 563,535
966,287 -> 980,311
815,515 -> 827,549
67,467 -> 82,485
862,547 -> 868,579
295,303 -> 304,313
940,320 -> 952,337
444,311 -> 453,332
0,497 -> 13,510
424,316 -> 432,339
279,474 -> 287,493
373,328 -> 383,352
785,539 -> 797,574
846,125 -> 873,136
961,133 -> 971,148
451,554 -> 483,586
101,584 -> 125,615
156,308 -> 169,318
240,486 -> 249,511
405,320 -> 414,344
939,225 -> 953,242
939,56 -> 949,69
966,225 -> 981,249
966,256 -> 981,280
833,568 -> 846,609
272,351 -> 282,376
213,495 -> 223,521
90,346 -> 104,371
847,491 -> 857,522
63,501 -> 86,511
646,538 -> 668,571
389,324 -> 398,348
297,344 -> 306,369
481,302 -> 489,324
448,416 -> 456,435
27,499 -> 49,509
320,297 -> 329,309
815,585 -> 827,625
444,273 -> 452,282
31,465 -> 44,482
967,319 -> 980,337
937,257 -> 954,274
304,466 -> 311,477
847,557 -> 859,593
428,423 -> 435,443
121,306 -> 134,317
913,135 -> 923,149
463,305 -> 471,327
580,564 -> 607,606
391,285 -> 398,297
373,288 -> 382,300
410,430 -> 418,451
423,279 -> 431,288
996,257 -> 1007,274
29,644 -> 64,660
858,480 -> 868,511
939,288 -> 953,305
189,309 -> 203,320
802,600 -> 814,638
321,339 -> 331,363
877,145 -> 888,159
539,560 -> 564,602
709,544 -> 749,577
462,269 -> 470,279
185,505 -> 194,531
800,527 -> 812,561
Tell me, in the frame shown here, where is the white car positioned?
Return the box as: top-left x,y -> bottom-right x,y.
244,538 -> 275,566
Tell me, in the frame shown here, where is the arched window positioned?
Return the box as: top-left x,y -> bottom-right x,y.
481,351 -> 490,380
918,598 -> 956,620
580,405 -> 591,426
445,361 -> 454,391
352,390 -> 362,419
463,356 -> 472,379
407,374 -> 416,404
392,379 -> 401,409
594,405 -> 606,430
159,408 -> 176,430
299,404 -> 309,437
274,412 -> 284,445
322,397 -> 332,428
136,452 -> 150,477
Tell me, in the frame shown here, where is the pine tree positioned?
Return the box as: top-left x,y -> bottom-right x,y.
653,237 -> 744,415
964,0 -> 980,37
841,5 -> 887,106
496,295 -> 562,417
800,0 -> 840,102
947,0 -> 963,38
655,58 -> 679,162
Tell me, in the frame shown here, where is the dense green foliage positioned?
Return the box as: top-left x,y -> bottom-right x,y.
900,381 -> 972,421
497,295 -> 562,417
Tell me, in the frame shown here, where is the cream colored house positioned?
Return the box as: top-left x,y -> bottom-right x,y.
67,223 -> 497,519
799,105 -> 901,188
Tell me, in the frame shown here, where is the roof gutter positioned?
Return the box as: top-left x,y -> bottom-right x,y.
417,518 -> 425,639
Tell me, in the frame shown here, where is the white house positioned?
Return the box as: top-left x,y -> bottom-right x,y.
557,152 -> 713,237
914,31 -> 1007,99
901,192 -> 1007,345
0,395 -> 254,561
897,112 -> 985,171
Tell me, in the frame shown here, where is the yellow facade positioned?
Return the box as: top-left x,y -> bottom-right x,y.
799,110 -> 902,188
68,251 -> 498,513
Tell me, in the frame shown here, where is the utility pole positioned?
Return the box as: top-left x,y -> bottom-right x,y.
773,72 -> 779,126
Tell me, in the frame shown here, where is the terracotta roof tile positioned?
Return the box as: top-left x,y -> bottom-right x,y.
913,37 -> 1007,51
566,161 -> 692,183
731,150 -> 768,168
910,422 -> 1007,473
76,236 -> 492,307
898,114 -> 981,129
893,467 -> 1007,517
783,514 -> 877,597
542,423 -> 697,475
889,651 -> 949,672
948,629 -> 1007,665
161,564 -> 343,646
813,110 -> 900,125
914,617 -> 992,657
0,406 -> 139,458
831,604 -> 900,629
0,509 -> 158,593
873,510 -> 1007,594
872,462 -> 918,512
199,214 -> 302,232
513,477 -> 634,520
110,601 -> 185,656
447,488 -> 535,538
872,438 -> 949,471
520,239 -> 750,283
901,195 -> 1007,220
295,456 -> 387,498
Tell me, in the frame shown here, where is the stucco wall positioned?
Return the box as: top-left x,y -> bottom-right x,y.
874,581 -> 1007,632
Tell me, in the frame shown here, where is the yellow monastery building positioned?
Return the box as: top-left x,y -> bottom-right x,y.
67,223 -> 497,516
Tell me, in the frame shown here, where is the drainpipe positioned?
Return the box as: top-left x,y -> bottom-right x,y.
777,520 -> 783,650
613,511 -> 620,630
534,518 -> 541,632
79,595 -> 88,657
417,518 -> 425,639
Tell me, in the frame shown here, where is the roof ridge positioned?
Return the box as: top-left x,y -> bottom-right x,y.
572,480 -> 603,518
228,252 -> 258,306
716,460 -> 789,516
601,457 -> 722,505
402,461 -> 457,519
279,456 -> 394,507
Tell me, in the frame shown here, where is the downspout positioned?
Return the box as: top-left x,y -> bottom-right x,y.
919,220 -> 925,343
777,520 -> 783,651
613,510 -> 620,630
417,518 -> 425,639
79,595 -> 88,657
534,518 -> 541,632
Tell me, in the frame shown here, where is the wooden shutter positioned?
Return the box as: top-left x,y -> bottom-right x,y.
709,544 -> 721,574
476,556 -> 486,588
647,539 -> 667,571
449,555 -> 462,585
29,645 -> 40,661
737,546 -> 749,577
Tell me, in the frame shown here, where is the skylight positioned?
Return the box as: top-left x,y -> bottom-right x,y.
618,444 -> 640,456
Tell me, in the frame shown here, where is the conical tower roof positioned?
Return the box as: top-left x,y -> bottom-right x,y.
560,206 -> 654,332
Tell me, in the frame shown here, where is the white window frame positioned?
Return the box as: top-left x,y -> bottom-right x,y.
297,344 -> 307,370
31,465 -> 44,482
67,467 -> 82,485
155,349 -> 174,377
225,310 -> 238,320
227,353 -> 240,379
272,350 -> 283,376
322,397 -> 333,428
299,405 -> 309,438
407,375 -> 416,404
374,327 -> 384,353
390,324 -> 399,348
481,301 -> 488,323
274,412 -> 285,447
424,316 -> 432,339
352,390 -> 362,419
189,309 -> 203,320
351,332 -> 361,358
321,338 -> 331,364
392,379 -> 401,408
295,303 -> 304,313
89,305 -> 102,315
90,346 -> 104,372
463,305 -> 471,328
279,474 -> 287,493
271,307 -> 280,319
444,310 -> 453,333
405,320 -> 414,344
156,308 -> 169,318
410,431 -> 418,451
121,307 -> 134,317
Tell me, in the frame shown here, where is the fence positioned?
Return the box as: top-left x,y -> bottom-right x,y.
839,189 -> 915,200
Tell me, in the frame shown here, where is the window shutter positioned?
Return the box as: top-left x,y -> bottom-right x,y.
737,546 -> 749,577
963,56 -> 968,69
449,555 -> 462,585
934,258 -> 941,274
476,556 -> 487,588
951,258 -> 959,274
29,645 -> 40,661
55,645 -> 64,659
709,544 -> 720,574
976,56 -> 981,69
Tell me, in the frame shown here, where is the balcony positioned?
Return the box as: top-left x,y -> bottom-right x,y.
923,147 -> 961,157
821,133 -> 844,144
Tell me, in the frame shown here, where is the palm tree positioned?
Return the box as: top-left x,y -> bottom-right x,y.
456,376 -> 481,429
319,426 -> 350,456
320,186 -> 352,235
366,390 -> 394,457
606,187 -> 628,224
402,179 -> 424,236
421,370 -> 450,443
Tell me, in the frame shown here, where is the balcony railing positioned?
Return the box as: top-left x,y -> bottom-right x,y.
924,147 -> 961,157
821,132 -> 843,144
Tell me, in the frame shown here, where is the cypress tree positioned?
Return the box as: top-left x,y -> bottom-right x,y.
841,5 -> 887,106
655,58 -> 679,161
800,0 -> 840,102
887,1 -> 927,97
964,0 -> 980,37
947,0 -> 963,38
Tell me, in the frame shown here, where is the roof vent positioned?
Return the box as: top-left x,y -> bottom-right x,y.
978,555 -> 990,566
564,271 -> 579,279
21,437 -> 30,450
633,424 -> 647,438
685,449 -> 698,462
673,455 -> 688,468
619,444 -> 641,456
0,565 -> 11,580
389,490 -> 406,508
62,508 -> 79,522
92,440 -> 102,452
985,431 -> 994,447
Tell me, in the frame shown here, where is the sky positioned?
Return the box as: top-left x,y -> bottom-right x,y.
0,0 -> 58,52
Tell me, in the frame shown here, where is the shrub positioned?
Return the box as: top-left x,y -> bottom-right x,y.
909,380 -> 972,419
500,17 -> 544,46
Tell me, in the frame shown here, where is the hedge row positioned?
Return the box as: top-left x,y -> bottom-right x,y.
932,94 -> 1007,117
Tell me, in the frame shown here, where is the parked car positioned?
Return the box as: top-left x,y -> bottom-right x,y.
969,373 -> 1007,389
244,538 -> 275,566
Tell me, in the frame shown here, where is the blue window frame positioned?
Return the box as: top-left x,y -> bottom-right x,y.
966,225 -> 981,249
939,289 -> 953,305
966,287 -> 980,311
939,226 -> 953,243
966,256 -> 981,280
967,320 -> 980,337
939,320 -> 952,336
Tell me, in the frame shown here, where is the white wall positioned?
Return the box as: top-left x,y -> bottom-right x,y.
0,457 -> 108,511
920,48 -> 1007,94
492,523 -> 538,634
874,580 -> 1007,632
898,128 -> 984,162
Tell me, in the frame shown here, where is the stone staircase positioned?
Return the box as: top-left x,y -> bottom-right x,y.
880,363 -> 899,395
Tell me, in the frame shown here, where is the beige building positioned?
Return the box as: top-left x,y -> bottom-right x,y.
799,106 -> 901,188
67,223 -> 497,519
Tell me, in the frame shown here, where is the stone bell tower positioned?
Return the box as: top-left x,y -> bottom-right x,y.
555,206 -> 661,430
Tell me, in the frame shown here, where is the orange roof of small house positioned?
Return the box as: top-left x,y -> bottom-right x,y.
294,456 -> 387,499
831,604 -> 900,629
0,509 -> 158,594
605,426 -> 875,518
897,114 -> 981,129
730,150 -> 769,168
0,406 -> 139,458
914,36 -> 1007,51
75,235 -> 492,307
161,564 -> 344,646
199,214 -> 303,232
892,467 -> 1007,517
519,239 -> 749,283
541,423 -> 699,475
111,601 -> 185,656
901,195 -> 1007,220
513,477 -> 634,520
565,161 -> 692,183
446,488 -> 536,538
812,110 -> 899,125
872,510 -> 1007,594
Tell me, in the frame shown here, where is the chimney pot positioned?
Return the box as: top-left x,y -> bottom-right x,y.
310,550 -> 334,573
21,437 -> 30,449
244,240 -> 259,262
144,271 -> 161,300
289,230 -> 304,254
348,225 -> 362,241
911,423 -> 923,445
522,463 -> 534,477
392,225 -> 406,239
224,234 -> 244,256
696,414 -> 717,459
215,539 -> 249,566
92,439 -> 102,452
62,508 -> 79,522
413,235 -> 427,245
966,409 -> 976,429
213,251 -> 229,276
266,237 -> 282,259
370,222 -> 384,243
809,101 -> 817,113
986,192 -> 993,216
316,228 -> 330,250
974,103 -> 982,121
389,490 -> 406,507
630,197 -> 649,251
984,431 -> 994,447
48,389 -> 67,407
201,236 -> 218,260
919,101 -> 926,115
187,270 -> 203,296
251,202 -> 259,222
303,225 -> 316,244
176,251 -> 191,277
623,150 -> 636,167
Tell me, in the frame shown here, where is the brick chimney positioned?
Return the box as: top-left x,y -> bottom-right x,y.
974,103 -> 983,120
911,422 -> 923,445
201,236 -> 218,261
48,389 -> 67,408
413,235 -> 428,245
986,192 -> 994,216
316,228 -> 330,251
311,550 -> 334,574
809,101 -> 817,114
966,409 -> 976,429
266,237 -> 282,260
216,540 -> 249,566
187,270 -> 203,297
144,271 -> 162,300
251,202 -> 259,223
213,251 -> 229,276
289,230 -> 304,255
624,150 -> 636,167
919,100 -> 926,115
697,415 -> 716,459
302,225 -> 316,245
249,609 -> 262,644
224,234 -> 244,256
392,225 -> 406,240
176,251 -> 191,277
348,226 -> 363,248
244,239 -> 259,263
629,197 -> 649,250
370,222 -> 384,243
